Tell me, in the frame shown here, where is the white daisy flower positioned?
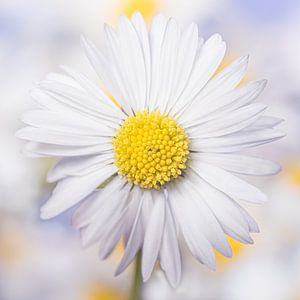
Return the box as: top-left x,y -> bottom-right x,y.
16,12 -> 284,287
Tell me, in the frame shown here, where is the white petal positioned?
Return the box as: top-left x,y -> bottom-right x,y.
80,184 -> 130,248
16,127 -> 112,146
80,36 -> 126,112
131,11 -> 151,108
45,72 -> 84,89
220,80 -> 267,112
104,24 -> 135,114
72,176 -> 125,228
191,153 -> 281,176
148,13 -> 168,110
191,161 -> 267,203
160,192 -> 181,287
178,55 -> 248,122
199,55 -> 249,99
180,179 -> 232,257
156,18 -> 180,112
179,79 -> 267,125
187,103 -> 267,137
140,189 -> 154,233
165,23 -> 198,114
117,15 -> 147,111
39,77 -> 123,120
60,65 -> 120,113
47,153 -> 114,182
169,183 -> 216,270
190,128 -> 285,153
234,202 -> 259,233
23,142 -> 111,157
40,164 -> 117,219
32,88 -> 122,127
245,116 -> 284,131
22,109 -> 117,136
98,212 -> 127,259
142,190 -> 165,281
115,187 -> 143,276
173,34 -> 226,117
187,171 -> 254,244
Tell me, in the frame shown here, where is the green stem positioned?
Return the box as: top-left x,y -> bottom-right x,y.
129,251 -> 142,300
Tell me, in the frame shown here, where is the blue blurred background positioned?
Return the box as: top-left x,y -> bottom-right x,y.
1,0 -> 299,299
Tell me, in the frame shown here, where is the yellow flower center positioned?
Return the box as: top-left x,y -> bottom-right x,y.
113,110 -> 189,189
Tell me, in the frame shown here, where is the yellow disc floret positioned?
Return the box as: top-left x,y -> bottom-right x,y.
112,110 -> 189,189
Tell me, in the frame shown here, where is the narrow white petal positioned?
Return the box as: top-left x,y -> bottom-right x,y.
148,13 -> 168,110
22,109 -> 117,136
199,55 -> 249,99
220,80 -> 267,112
47,153 -> 114,182
40,75 -> 123,121
117,15 -> 147,111
233,201 -> 259,233
190,128 -> 285,153
191,153 -> 281,176
40,164 -> 117,219
245,116 -> 284,131
187,103 -> 267,137
72,176 -> 125,228
98,212 -> 127,259
178,79 -> 267,125
104,24 -> 135,114
16,127 -> 112,146
140,190 -> 154,233
80,36 -> 126,112
179,55 -> 249,124
165,23 -> 198,114
80,196 -> 123,248
156,18 -> 180,112
191,161 -> 267,203
46,72 -> 83,89
169,183 -> 216,270
160,193 -> 181,287
180,179 -> 232,257
60,65 -> 119,112
32,88 -> 122,126
187,171 -> 254,244
131,11 -> 151,108
80,185 -> 130,248
142,190 -> 165,281
23,142 -> 111,157
173,34 -> 226,117
115,187 -> 143,276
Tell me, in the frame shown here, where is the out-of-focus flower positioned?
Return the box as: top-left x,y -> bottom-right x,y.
86,284 -> 125,300
17,12 -> 284,286
0,216 -> 128,300
121,0 -> 158,23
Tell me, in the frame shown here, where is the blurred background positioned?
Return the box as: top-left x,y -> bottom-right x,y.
1,0 -> 299,299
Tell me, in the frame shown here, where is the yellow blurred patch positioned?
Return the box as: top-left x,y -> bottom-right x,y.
215,236 -> 246,267
285,165 -> 300,186
0,233 -> 26,266
112,240 -> 124,259
122,0 -> 158,23
87,284 -> 125,300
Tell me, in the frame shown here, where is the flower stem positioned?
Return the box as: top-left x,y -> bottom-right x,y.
129,250 -> 142,300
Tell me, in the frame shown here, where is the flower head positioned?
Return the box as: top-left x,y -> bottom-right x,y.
16,12 -> 284,287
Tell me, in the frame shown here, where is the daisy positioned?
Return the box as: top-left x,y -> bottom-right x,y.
16,12 -> 284,287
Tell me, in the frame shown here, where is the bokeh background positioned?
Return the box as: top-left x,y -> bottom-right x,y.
1,0 -> 300,299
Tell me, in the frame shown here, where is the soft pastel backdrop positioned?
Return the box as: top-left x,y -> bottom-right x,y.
0,0 -> 299,299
